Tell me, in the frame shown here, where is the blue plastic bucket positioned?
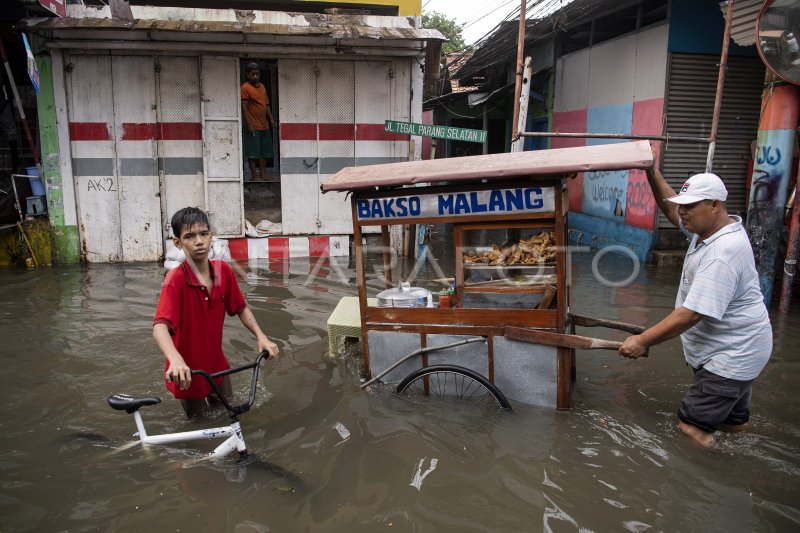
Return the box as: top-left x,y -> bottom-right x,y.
25,166 -> 45,196
29,177 -> 45,196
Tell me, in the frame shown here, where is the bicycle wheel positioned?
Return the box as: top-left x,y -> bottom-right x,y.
395,365 -> 512,410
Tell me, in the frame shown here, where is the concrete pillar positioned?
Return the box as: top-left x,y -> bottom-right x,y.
745,82 -> 799,305
36,51 -> 81,263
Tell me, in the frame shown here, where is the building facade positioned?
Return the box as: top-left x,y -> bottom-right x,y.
25,2 -> 442,263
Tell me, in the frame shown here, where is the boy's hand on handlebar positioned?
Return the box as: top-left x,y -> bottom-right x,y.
166,361 -> 192,390
258,336 -> 279,360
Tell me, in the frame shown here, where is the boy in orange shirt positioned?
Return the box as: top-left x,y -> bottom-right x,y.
241,62 -> 276,181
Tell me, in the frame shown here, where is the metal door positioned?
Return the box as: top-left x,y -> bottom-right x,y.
111,55 -> 162,261
67,54 -> 164,262
201,56 -> 243,237
278,58 -> 320,234
67,54 -> 122,262
317,59 -> 356,234
156,56 -> 204,238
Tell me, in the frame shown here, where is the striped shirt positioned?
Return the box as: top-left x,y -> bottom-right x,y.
676,216 -> 772,381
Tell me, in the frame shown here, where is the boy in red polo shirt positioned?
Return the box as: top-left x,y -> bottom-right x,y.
153,207 -> 279,417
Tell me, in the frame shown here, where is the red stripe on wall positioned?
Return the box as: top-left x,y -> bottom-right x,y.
69,122 -> 112,141
228,239 -> 249,260
160,122 -> 203,140
121,123 -> 159,141
281,123 -> 411,141
625,98 -> 664,231
551,110 -> 588,213
357,123 -> 409,141
121,122 -> 203,141
268,237 -> 289,259
308,236 -> 330,257
281,123 -> 317,141
319,123 -> 355,141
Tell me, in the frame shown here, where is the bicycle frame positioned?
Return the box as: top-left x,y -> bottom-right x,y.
108,352 -> 269,460
129,410 -> 247,459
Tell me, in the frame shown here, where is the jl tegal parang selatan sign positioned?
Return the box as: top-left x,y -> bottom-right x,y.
384,120 -> 487,144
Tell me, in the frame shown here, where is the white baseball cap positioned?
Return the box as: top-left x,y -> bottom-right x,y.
667,173 -> 728,204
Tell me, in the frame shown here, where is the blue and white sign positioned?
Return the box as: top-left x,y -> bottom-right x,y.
22,34 -> 39,95
356,187 -> 555,221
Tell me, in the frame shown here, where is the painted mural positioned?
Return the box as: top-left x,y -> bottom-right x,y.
552,24 -> 668,236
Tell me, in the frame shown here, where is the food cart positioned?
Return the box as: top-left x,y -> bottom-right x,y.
321,141 -> 653,409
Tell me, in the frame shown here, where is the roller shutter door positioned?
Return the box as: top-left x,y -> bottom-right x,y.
660,53 -> 764,228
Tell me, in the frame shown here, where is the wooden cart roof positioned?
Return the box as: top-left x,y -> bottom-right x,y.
321,140 -> 653,192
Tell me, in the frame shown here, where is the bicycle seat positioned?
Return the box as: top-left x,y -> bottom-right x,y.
108,393 -> 161,413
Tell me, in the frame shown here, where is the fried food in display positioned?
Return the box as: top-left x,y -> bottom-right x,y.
463,231 -> 556,266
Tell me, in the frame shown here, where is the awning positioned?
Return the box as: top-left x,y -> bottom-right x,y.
321,140 -> 653,192
719,0 -> 761,47
21,5 -> 445,46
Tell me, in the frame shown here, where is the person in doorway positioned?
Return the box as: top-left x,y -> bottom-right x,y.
241,62 -> 276,182
618,154 -> 772,448
153,207 -> 279,418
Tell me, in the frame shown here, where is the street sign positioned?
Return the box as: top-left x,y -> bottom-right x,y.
384,120 -> 487,144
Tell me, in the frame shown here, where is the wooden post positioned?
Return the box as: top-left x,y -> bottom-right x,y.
511,57 -> 533,153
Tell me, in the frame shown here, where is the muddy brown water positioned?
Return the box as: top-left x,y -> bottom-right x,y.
1,254 -> 798,532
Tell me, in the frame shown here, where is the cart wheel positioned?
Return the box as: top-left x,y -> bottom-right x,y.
395,364 -> 512,410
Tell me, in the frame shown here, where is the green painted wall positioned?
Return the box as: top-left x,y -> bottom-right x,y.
36,53 -> 80,264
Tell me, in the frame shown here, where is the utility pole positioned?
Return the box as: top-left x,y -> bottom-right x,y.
745,78 -> 799,305
511,57 -> 533,153
510,0 -> 526,149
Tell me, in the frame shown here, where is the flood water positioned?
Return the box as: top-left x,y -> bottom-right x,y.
1,252 -> 799,532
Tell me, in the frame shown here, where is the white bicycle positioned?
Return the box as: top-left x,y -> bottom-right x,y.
108,352 -> 270,462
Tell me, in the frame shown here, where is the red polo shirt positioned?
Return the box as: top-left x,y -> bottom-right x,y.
154,260 -> 247,399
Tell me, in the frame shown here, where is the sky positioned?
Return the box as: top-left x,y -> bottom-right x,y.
423,0 -> 519,46
422,0 -> 574,47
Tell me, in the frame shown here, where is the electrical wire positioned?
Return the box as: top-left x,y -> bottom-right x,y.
451,0 -> 613,81
462,0 -> 519,30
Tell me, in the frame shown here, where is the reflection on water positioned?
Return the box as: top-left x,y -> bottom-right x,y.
0,254 -> 799,531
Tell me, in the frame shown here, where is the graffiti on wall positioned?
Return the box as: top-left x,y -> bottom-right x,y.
583,169 -> 629,220
624,169 -> 656,230
745,133 -> 795,288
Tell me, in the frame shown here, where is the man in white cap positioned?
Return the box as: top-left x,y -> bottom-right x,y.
619,156 -> 772,447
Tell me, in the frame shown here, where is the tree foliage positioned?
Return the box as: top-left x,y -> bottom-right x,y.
422,11 -> 466,56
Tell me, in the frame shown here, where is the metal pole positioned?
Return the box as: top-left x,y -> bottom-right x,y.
482,103 -> 488,155
518,131 -> 711,143
779,158 -> 800,314
0,38 -> 40,166
511,0 -> 526,144
706,0 -> 734,172
746,81 -> 800,306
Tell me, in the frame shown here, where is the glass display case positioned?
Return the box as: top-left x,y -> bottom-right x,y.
455,222 -> 558,310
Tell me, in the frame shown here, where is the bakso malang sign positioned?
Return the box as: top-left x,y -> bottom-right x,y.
384,120 -> 487,144
356,187 -> 555,221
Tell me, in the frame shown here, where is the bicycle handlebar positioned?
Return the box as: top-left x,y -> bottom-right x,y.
189,351 -> 270,417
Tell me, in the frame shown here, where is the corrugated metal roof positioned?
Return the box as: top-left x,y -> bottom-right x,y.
21,5 -> 445,42
321,140 -> 653,191
719,0 -> 761,47
454,0 -> 620,81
